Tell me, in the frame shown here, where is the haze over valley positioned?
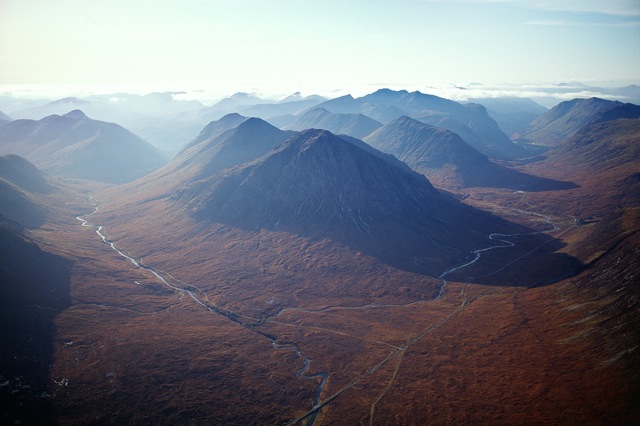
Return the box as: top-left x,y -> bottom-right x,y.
1,0 -> 639,424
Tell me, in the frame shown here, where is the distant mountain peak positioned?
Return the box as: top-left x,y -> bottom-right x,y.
230,92 -> 253,99
373,88 -> 409,96
279,92 -> 303,102
49,97 -> 89,105
62,109 -> 89,120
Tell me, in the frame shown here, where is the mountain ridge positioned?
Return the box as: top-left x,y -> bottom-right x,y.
0,110 -> 166,183
365,116 -> 575,190
284,107 -> 382,139
522,97 -> 640,146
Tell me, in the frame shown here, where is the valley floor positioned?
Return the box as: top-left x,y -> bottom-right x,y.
2,180 -> 639,425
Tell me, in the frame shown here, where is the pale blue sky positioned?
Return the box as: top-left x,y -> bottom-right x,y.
0,0 -> 638,98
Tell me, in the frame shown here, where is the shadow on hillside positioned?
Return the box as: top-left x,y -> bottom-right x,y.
459,164 -> 579,191
445,230 -> 584,287
197,197 -> 584,290
0,225 -> 72,425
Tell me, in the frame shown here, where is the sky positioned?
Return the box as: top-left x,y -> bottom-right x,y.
0,0 -> 639,101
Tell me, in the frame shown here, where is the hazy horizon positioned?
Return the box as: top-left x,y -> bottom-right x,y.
0,80 -> 639,111
1,0 -> 638,107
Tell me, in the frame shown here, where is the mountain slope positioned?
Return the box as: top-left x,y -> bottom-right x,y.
365,116 -> 574,190
0,155 -> 53,228
0,154 -> 50,194
0,111 -> 12,126
284,107 -> 382,139
0,110 -> 166,183
523,97 -> 640,146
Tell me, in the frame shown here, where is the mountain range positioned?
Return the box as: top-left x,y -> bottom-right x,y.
315,89 -> 527,160
364,116 -> 574,190
283,107 -> 382,139
1,88 -> 638,424
0,110 -> 166,183
103,123 -> 531,281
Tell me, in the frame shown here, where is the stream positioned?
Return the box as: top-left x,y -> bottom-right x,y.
76,209 -> 328,425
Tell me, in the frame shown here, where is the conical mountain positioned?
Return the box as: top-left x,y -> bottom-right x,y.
523,97 -> 640,146
178,129 -> 520,272
0,110 -> 166,183
179,113 -> 249,152
284,107 -> 382,139
365,116 -> 574,190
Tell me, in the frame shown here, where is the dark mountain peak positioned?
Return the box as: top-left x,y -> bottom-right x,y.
186,128 -> 438,231
233,116 -> 280,134
0,154 -> 50,194
62,109 -> 89,120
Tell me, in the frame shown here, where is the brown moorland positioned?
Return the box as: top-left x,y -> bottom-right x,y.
1,116 -> 638,424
